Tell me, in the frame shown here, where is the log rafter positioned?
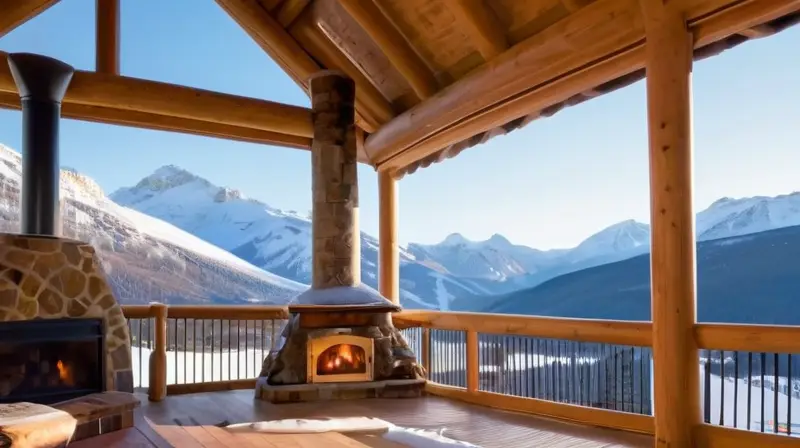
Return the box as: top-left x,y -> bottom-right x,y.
448,0 -> 509,60
366,0 -> 800,175
96,0 -> 120,74
0,51 -> 313,148
0,0 -> 60,38
339,0 -> 439,101
290,12 -> 396,130
274,0 -> 311,27
214,0 -> 392,133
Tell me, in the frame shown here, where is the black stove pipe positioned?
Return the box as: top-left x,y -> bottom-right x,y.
7,53 -> 75,236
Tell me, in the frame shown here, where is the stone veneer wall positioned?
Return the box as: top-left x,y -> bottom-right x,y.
0,233 -> 133,393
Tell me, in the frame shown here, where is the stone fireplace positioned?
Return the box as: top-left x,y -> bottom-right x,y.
0,235 -> 134,396
0,53 -> 138,445
255,72 -> 425,403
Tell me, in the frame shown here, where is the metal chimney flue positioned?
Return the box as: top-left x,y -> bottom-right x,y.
7,53 -> 75,236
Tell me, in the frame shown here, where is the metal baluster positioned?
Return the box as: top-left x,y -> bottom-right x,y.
228,320 -> 232,381
704,351 -> 711,423
720,350 -> 725,426
747,352 -> 753,430
138,319 -> 143,388
173,319 -> 178,385
183,318 -> 187,385
211,320 -> 215,381
788,355 -> 793,436
733,351 -> 739,428
761,352 -> 766,433
774,352 -> 779,434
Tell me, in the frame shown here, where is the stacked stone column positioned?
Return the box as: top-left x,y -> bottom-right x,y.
309,71 -> 361,289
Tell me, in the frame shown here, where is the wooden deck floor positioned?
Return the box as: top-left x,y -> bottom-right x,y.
77,390 -> 654,447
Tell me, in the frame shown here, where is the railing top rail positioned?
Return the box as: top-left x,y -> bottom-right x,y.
394,310 -> 652,347
695,322 -> 800,354
120,304 -> 290,320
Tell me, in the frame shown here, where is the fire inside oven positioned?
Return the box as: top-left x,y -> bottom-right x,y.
317,343 -> 367,376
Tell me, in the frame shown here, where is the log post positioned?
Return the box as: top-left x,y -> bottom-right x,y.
378,170 -> 400,304
96,0 -> 120,75
309,71 -> 360,289
466,330 -> 479,393
148,303 -> 168,402
641,1 -> 700,446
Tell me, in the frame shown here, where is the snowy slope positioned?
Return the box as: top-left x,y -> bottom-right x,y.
111,166 -> 476,309
114,163 -> 800,310
0,145 -> 304,305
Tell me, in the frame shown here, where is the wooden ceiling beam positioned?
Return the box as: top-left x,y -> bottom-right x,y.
339,0 -> 438,100
0,90 -> 311,149
214,0 -> 387,133
275,0 -> 311,27
96,0 -> 120,74
0,0 -> 60,38
448,0 -> 508,60
366,0 -> 800,173
0,51 -> 313,140
290,13 -> 396,130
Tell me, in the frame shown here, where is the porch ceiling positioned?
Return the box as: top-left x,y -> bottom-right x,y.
1,0 -> 799,176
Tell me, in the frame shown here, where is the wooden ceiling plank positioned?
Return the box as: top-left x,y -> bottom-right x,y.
366,0 -> 644,167
448,0 -> 509,60
291,13 -> 396,130
368,0 -> 800,174
0,51 -> 313,139
339,0 -> 438,100
0,0 -> 61,38
96,0 -> 120,75
275,0 -> 311,27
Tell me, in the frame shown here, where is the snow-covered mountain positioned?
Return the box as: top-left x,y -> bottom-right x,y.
697,194 -> 800,241
111,166 -> 486,309
0,145 -> 304,305
110,162 -> 800,311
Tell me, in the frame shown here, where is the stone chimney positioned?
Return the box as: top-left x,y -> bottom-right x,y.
290,71 -> 396,309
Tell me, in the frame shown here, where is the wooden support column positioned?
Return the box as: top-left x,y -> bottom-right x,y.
96,0 -> 120,74
310,71 -> 361,289
378,170 -> 399,304
148,303 -> 168,402
641,1 -> 700,446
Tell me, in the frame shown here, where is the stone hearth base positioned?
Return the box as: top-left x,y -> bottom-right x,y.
255,378 -> 425,404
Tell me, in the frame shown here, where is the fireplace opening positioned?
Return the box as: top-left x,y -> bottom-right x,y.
0,318 -> 105,404
307,335 -> 374,383
317,344 -> 366,376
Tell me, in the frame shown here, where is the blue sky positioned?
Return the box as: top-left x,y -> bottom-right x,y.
0,1 -> 797,249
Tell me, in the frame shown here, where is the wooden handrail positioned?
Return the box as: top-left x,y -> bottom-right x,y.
695,323 -> 800,354
165,305 -> 289,320
394,310 -> 652,347
120,304 -> 289,320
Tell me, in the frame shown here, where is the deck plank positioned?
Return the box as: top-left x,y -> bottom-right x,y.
133,390 -> 652,447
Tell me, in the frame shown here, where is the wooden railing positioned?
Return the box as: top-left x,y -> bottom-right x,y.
121,304 -> 288,401
121,305 -> 800,446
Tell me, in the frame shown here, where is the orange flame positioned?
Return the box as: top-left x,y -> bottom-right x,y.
319,344 -> 364,374
56,360 -> 75,386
